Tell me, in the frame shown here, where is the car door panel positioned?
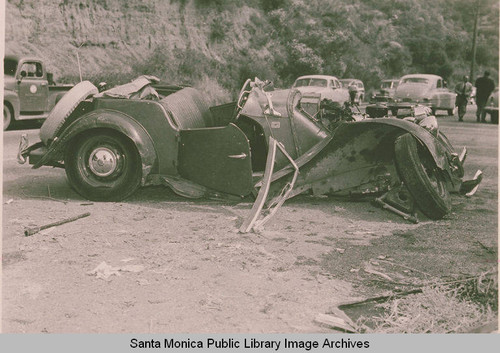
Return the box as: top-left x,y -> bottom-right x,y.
178,124 -> 253,196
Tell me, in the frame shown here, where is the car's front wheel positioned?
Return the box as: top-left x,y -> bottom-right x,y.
64,130 -> 142,201
394,133 -> 451,219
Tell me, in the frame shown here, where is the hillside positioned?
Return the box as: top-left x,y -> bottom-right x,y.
4,0 -> 499,103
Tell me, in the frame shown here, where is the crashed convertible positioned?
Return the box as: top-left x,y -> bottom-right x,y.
18,76 -> 481,228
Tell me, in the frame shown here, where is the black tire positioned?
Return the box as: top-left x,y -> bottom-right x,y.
394,133 -> 451,219
64,130 -> 142,201
3,103 -> 12,131
491,111 -> 498,124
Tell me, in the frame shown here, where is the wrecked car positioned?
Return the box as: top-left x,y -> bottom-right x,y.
18,76 -> 481,230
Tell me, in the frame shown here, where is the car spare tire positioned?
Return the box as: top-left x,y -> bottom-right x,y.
40,81 -> 98,145
394,133 -> 451,219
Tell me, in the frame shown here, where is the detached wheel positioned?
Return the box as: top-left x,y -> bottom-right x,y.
394,133 -> 451,219
3,104 -> 12,131
64,131 -> 142,201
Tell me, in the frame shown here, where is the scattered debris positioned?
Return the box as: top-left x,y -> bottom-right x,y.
137,279 -> 150,286
363,265 -> 394,282
314,313 -> 357,333
87,261 -> 146,280
24,212 -> 91,236
120,264 -> 145,273
87,261 -> 121,280
336,248 -> 345,254
350,268 -> 360,273
5,198 -> 14,204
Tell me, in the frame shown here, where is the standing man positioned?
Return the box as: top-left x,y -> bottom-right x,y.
475,71 -> 495,122
348,81 -> 358,105
454,75 -> 473,122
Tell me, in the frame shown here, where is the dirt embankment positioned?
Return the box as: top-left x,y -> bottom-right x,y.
5,0 -> 260,80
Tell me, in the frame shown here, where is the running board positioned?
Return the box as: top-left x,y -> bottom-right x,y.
17,113 -> 49,121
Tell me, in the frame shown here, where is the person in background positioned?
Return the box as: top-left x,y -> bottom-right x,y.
454,75 -> 473,122
474,71 -> 495,122
348,81 -> 358,105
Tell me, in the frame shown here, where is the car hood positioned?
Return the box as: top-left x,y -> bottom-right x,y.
394,83 -> 431,100
295,86 -> 331,95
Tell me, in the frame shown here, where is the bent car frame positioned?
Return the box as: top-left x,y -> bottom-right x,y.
18,77 -> 481,229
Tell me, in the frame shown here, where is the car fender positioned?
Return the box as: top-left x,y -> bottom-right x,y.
35,109 -> 157,185
332,118 -> 452,173
3,89 -> 20,118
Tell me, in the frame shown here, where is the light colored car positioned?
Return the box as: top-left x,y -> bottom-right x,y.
339,78 -> 365,103
389,74 -> 456,116
484,87 -> 498,124
292,75 -> 349,106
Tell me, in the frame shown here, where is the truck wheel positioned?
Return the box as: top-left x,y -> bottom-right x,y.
3,103 -> 12,131
40,81 -> 98,145
394,133 -> 451,219
64,130 -> 142,201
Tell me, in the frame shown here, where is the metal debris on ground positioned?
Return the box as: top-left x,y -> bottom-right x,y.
24,212 -> 91,236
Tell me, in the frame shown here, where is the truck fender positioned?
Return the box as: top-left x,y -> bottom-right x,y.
3,89 -> 20,119
37,109 -> 157,186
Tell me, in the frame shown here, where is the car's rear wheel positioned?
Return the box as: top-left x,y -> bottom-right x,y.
394,133 -> 451,219
3,103 -> 12,131
64,130 -> 142,201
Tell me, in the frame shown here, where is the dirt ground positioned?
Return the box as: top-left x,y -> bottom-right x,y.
2,109 -> 498,333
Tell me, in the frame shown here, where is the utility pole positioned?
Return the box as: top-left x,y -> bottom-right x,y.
469,0 -> 480,82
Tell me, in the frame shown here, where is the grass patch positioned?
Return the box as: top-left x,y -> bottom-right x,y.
355,272 -> 497,333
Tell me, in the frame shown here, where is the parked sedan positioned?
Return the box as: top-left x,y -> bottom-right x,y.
388,74 -> 456,116
292,75 -> 349,106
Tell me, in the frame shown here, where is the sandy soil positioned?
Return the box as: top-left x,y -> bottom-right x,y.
2,111 -> 497,333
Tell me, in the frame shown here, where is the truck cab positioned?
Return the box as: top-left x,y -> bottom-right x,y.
3,55 -> 72,130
